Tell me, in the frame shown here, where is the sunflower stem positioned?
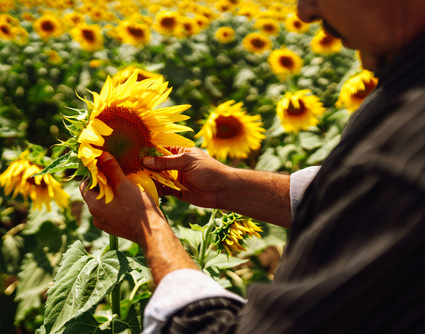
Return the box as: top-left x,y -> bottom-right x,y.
109,234 -> 121,318
198,209 -> 218,268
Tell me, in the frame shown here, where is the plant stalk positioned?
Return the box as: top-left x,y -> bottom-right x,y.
198,209 -> 218,267
109,234 -> 121,318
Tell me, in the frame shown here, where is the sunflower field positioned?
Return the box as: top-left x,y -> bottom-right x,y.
0,0 -> 378,333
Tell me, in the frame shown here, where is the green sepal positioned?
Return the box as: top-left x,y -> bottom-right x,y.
32,152 -> 79,177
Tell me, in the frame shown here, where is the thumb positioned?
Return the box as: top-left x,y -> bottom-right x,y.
99,152 -> 127,189
142,154 -> 185,172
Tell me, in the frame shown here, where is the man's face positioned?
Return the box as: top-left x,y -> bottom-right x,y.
297,0 -> 398,70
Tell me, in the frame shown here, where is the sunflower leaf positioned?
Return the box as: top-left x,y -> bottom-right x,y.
32,152 -> 79,177
43,241 -> 130,334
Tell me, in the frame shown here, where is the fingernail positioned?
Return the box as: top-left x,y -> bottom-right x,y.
100,152 -> 113,163
143,156 -> 155,166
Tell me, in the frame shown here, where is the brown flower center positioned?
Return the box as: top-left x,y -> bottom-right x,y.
127,26 -> 144,38
215,115 -> 241,138
287,99 -> 306,116
279,55 -> 294,69
161,17 -> 176,29
320,34 -> 335,46
293,21 -> 302,29
82,29 -> 95,42
0,25 -> 10,35
263,24 -> 275,32
353,81 -> 377,99
251,38 -> 265,49
41,20 -> 55,32
97,106 -> 152,174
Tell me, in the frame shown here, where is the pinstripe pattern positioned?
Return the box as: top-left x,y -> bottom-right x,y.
163,32 -> 425,334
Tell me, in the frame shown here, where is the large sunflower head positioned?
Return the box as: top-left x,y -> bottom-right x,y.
213,212 -> 262,256
116,20 -> 151,47
70,24 -> 103,52
284,12 -> 309,33
0,150 -> 69,211
75,73 -> 194,205
215,26 -> 235,44
195,100 -> 265,161
242,32 -> 272,54
111,66 -> 161,86
33,14 -> 64,39
336,70 -> 378,112
276,90 -> 326,132
267,47 -> 303,80
310,29 -> 342,54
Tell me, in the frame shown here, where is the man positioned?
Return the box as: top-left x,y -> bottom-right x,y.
81,0 -> 425,332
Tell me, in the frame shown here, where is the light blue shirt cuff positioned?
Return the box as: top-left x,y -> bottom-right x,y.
143,269 -> 246,334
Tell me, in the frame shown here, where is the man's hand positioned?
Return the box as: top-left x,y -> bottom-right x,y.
80,152 -> 165,245
143,147 -> 232,209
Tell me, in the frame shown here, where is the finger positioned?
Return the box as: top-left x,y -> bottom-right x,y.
142,153 -> 187,172
98,152 -> 127,191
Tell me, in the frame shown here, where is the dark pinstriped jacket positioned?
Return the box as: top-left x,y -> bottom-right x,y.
164,31 -> 425,334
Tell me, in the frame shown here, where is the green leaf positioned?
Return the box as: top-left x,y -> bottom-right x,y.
255,148 -> 282,171
176,225 -> 203,252
298,132 -> 323,150
62,312 -> 105,334
203,253 -> 248,271
33,152 -> 79,177
43,241 -> 130,334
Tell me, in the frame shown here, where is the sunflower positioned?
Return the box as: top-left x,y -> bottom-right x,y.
70,24 -> 103,52
310,29 -> 342,54
76,73 -> 194,205
254,18 -> 281,36
242,32 -> 272,54
267,47 -> 303,80
213,212 -> 262,256
0,151 -> 69,211
111,66 -> 161,86
336,70 -> 378,112
195,100 -> 265,161
276,90 -> 326,132
0,22 -> 14,41
215,26 -> 235,43
236,6 -> 257,20
117,20 -> 151,47
33,14 -> 64,39
215,0 -> 234,13
153,11 -> 181,36
178,16 -> 200,38
64,11 -> 85,28
193,14 -> 210,30
285,13 -> 309,33
47,49 -> 62,64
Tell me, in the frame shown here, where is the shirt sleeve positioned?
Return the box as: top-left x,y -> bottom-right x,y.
289,166 -> 321,218
143,269 -> 245,334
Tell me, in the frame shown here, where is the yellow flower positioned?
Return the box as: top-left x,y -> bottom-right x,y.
0,22 -> 15,41
242,32 -> 272,54
236,6 -> 258,20
153,11 -> 181,37
193,14 -> 210,30
77,73 -> 194,205
268,47 -> 303,80
215,26 -> 235,43
336,70 -> 378,112
33,14 -> 64,39
0,152 -> 69,211
195,100 -> 265,161
285,13 -> 309,33
254,18 -> 281,36
215,0 -> 234,13
214,213 -> 262,256
47,50 -> 62,64
117,20 -> 151,47
70,24 -> 103,52
0,13 -> 19,26
63,12 -> 85,28
310,29 -> 342,54
276,90 -> 326,132
111,66 -> 161,86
